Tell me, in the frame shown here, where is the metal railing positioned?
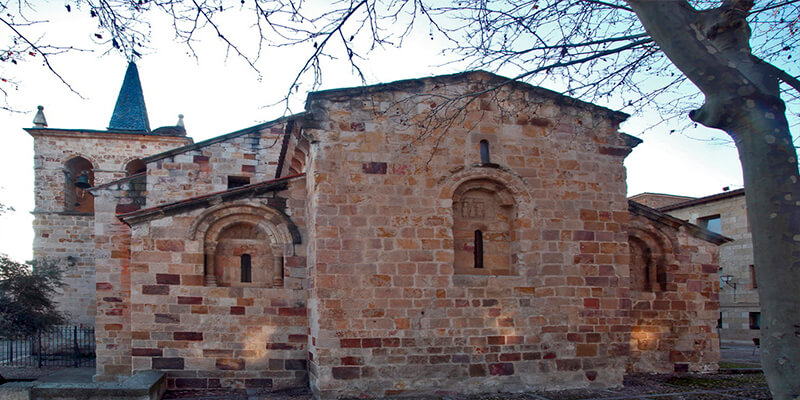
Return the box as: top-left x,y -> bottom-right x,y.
0,326 -> 95,367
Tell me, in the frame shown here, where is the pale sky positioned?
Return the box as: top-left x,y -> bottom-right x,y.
0,3 -> 774,262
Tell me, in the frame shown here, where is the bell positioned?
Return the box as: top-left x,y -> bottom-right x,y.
74,174 -> 91,189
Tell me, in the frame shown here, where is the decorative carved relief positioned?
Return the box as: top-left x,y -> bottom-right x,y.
452,179 -> 514,275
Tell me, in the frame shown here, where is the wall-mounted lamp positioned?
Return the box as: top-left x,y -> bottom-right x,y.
720,274 -> 736,289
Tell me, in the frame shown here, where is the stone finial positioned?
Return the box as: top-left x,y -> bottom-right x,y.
33,105 -> 48,128
176,114 -> 185,128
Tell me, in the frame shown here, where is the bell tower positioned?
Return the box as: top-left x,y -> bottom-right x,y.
24,62 -> 193,326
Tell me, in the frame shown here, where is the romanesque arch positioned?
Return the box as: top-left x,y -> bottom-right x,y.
627,225 -> 677,292
189,202 -> 300,287
64,156 -> 95,213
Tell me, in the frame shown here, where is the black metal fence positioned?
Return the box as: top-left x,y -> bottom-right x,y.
0,326 -> 95,367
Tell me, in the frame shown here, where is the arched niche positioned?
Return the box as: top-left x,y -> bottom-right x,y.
628,227 -> 673,292
452,178 -> 515,275
189,202 -> 300,288
125,159 -> 146,176
64,156 -> 94,213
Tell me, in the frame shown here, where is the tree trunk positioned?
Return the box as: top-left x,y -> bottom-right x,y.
627,1 -> 800,398
729,96 -> 800,400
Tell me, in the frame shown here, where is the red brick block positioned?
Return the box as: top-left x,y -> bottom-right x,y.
556,359 -> 582,371
487,336 -> 505,345
174,332 -> 203,341
576,344 -> 597,357
142,285 -> 169,295
489,363 -> 514,376
115,204 -> 140,214
266,343 -> 294,350
341,356 -> 362,366
332,366 -> 360,380
152,357 -> 184,370
102,297 -> 122,303
362,162 -> 387,175
230,306 -> 245,315
216,358 -> 245,370
288,334 -> 306,343
203,349 -> 233,357
193,155 -> 209,163
278,307 -> 306,316
382,338 -> 400,347
653,300 -> 671,310
178,296 -> 203,305
96,282 -> 113,291
523,352 -> 542,360
175,378 -> 207,389
702,264 -> 719,274
340,339 -> 361,348
155,314 -> 179,324
586,371 -> 598,381
362,338 -> 382,348
499,353 -> 521,361
156,274 -> 180,285
132,348 -> 162,357
469,364 -> 487,377
452,354 -> 470,363
245,379 -> 273,388
241,165 -> 256,173
104,324 -> 123,331
506,336 -> 523,344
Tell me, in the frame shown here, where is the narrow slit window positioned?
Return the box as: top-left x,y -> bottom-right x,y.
474,230 -> 484,269
750,265 -> 757,289
479,140 -> 490,164
749,312 -> 761,330
241,254 -> 252,283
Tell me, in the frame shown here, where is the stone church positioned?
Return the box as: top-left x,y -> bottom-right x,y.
25,62 -> 727,398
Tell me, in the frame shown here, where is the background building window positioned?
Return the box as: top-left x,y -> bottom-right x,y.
750,264 -> 758,289
698,214 -> 722,234
749,312 -> 761,330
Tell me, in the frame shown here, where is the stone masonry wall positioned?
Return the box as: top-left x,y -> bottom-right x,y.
302,72 -> 636,398
112,178 -> 309,390
145,126 -> 285,207
627,214 -> 720,373
664,194 -> 757,344
28,129 -> 190,326
92,174 -> 149,380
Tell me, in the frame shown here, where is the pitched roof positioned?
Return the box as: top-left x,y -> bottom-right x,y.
108,62 -> 151,132
658,189 -> 745,212
628,200 -> 732,245
306,70 -> 631,122
141,113 -> 307,164
116,173 -> 305,228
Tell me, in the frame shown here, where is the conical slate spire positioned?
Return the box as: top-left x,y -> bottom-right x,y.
108,62 -> 150,131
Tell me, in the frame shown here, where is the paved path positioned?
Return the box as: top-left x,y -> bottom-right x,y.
163,373 -> 770,400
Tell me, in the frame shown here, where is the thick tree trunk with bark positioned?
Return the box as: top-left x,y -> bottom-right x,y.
627,1 -> 800,398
